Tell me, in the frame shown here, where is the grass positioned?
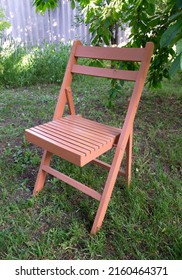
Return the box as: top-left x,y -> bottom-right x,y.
0,71 -> 182,260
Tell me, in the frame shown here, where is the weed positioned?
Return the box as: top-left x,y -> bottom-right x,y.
0,41 -> 70,87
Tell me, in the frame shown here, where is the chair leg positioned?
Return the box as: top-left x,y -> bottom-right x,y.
125,130 -> 133,187
33,150 -> 52,195
91,145 -> 125,234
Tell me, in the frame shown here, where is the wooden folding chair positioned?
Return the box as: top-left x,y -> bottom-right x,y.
25,40 -> 154,234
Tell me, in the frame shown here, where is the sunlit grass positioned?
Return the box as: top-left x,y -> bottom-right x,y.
0,41 -> 70,87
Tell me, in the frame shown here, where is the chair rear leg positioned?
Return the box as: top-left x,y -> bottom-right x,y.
33,150 -> 52,195
125,130 -> 133,187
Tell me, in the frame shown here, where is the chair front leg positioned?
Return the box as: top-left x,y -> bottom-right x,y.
33,150 -> 52,195
91,142 -> 126,234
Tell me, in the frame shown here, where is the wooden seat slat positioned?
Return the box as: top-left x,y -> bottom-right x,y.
67,115 -> 121,134
60,116 -> 120,138
31,125 -> 96,153
28,127 -> 92,155
47,121 -> 104,148
42,122 -> 101,150
55,119 -> 111,143
25,129 -> 84,165
25,115 -> 121,166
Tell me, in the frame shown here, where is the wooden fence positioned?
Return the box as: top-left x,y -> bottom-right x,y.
0,0 -> 129,46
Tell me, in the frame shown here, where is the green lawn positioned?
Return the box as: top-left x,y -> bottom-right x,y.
0,74 -> 181,260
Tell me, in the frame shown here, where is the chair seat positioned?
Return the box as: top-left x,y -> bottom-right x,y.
25,115 -> 121,167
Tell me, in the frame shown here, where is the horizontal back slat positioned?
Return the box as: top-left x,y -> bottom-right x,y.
75,45 -> 145,62
71,65 -> 138,81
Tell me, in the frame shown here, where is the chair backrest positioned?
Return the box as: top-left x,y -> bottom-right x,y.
53,40 -> 154,135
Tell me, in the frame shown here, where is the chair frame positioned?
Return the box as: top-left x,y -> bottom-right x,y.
25,40 -> 154,234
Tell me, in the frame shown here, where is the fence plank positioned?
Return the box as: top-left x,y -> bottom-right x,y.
0,0 -> 128,46
0,0 -> 90,45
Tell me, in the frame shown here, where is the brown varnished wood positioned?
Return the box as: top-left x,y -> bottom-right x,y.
25,115 -> 121,167
65,87 -> 76,115
53,40 -> 82,120
72,65 -> 138,81
25,40 -> 154,234
42,165 -> 101,201
75,45 -> 145,61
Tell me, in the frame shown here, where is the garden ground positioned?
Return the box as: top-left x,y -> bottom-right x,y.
0,74 -> 181,259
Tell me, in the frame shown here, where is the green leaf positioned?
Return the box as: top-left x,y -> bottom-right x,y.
169,11 -> 182,22
103,35 -> 110,45
146,3 -> 155,16
104,19 -> 111,28
148,16 -> 160,28
88,59 -> 103,67
33,0 -> 58,14
176,39 -> 182,54
169,53 -> 182,76
160,20 -> 182,48
176,0 -> 182,9
71,0 -> 76,9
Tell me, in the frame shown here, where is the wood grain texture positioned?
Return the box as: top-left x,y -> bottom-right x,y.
72,65 -> 138,81
75,45 -> 145,61
25,115 -> 121,167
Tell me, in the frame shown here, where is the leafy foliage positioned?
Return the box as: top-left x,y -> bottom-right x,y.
32,0 -> 182,89
0,9 -> 10,35
0,41 -> 70,87
127,0 -> 182,87
75,0 -> 124,45
160,0 -> 182,76
0,8 -> 11,74
32,0 -> 58,14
